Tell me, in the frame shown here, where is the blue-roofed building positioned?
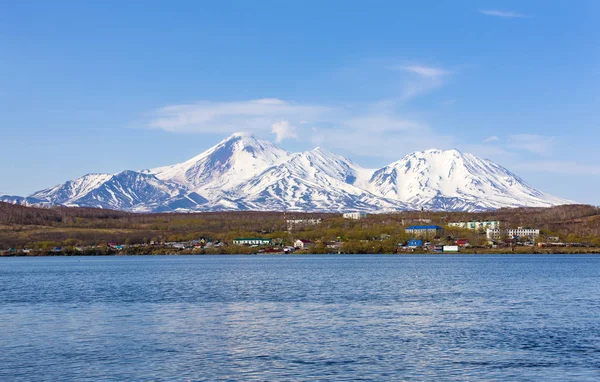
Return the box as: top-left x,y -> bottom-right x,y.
405,225 -> 444,237
407,239 -> 424,248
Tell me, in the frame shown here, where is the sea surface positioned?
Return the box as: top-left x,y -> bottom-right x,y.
1,255 -> 599,381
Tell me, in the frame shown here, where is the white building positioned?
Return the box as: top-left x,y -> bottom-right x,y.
286,218 -> 322,231
343,212 -> 367,220
443,245 -> 460,253
405,225 -> 444,237
233,238 -> 272,246
402,218 -> 432,225
449,221 -> 500,230
294,239 -> 315,250
487,227 -> 540,240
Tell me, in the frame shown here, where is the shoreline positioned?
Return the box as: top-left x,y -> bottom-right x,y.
3,248 -> 600,257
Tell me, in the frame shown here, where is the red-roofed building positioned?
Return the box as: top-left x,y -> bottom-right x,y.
456,239 -> 469,247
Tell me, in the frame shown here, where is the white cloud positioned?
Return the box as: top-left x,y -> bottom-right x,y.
146,96 -> 452,160
308,116 -> 455,160
145,95 -> 565,169
145,96 -> 578,176
146,60 -> 459,160
399,65 -> 451,79
508,134 -> 556,155
483,135 -> 500,143
387,64 -> 453,102
480,9 -> 526,18
149,98 -> 329,134
336,60 -> 454,103
271,120 -> 297,143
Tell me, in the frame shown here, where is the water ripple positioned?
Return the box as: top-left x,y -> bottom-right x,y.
1,254 -> 599,381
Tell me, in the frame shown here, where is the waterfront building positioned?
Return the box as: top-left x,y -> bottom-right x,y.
407,239 -> 424,248
443,245 -> 460,253
233,238 -> 272,246
456,239 -> 469,247
294,239 -> 315,250
448,220 -> 500,230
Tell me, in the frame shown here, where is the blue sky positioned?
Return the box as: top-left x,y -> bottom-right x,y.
1,0 -> 599,204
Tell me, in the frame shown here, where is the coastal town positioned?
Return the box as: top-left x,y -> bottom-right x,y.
2,202 -> 600,256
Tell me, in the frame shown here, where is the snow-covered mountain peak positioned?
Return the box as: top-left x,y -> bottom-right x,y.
369,148 -> 571,211
195,132 -> 285,160
422,148 -> 461,154
150,133 -> 290,192
230,131 -> 251,137
401,148 -> 465,162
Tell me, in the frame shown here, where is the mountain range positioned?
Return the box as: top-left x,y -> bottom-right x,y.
0,133 -> 572,212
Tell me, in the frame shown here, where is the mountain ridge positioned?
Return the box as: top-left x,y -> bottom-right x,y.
1,133 -> 573,212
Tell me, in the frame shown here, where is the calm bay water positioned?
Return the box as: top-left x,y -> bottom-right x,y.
1,255 -> 599,381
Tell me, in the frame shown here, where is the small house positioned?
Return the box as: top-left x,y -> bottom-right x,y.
443,245 -> 459,253
294,239 -> 315,250
456,239 -> 469,247
407,239 -> 424,248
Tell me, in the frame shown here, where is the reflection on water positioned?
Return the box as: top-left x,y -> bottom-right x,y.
1,255 -> 599,380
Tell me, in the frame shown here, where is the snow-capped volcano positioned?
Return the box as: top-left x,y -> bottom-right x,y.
10,133 -> 573,212
367,149 -> 569,211
150,132 -> 289,194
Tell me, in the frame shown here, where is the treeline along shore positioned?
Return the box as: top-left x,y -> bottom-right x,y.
2,202 -> 600,256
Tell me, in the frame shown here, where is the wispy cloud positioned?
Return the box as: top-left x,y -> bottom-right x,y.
146,59 -> 459,159
399,65 -> 451,79
387,64 -> 453,102
480,9 -> 526,18
309,123 -> 455,160
149,98 -> 329,134
147,97 -> 452,159
145,97 -> 573,173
